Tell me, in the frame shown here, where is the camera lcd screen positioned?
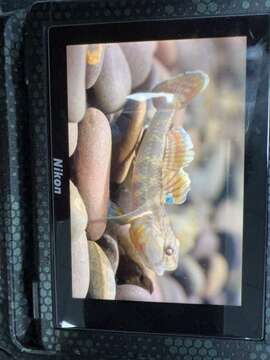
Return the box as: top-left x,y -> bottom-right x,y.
49,16 -> 269,338
69,37 -> 245,306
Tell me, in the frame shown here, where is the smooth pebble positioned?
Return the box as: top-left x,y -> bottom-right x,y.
204,253 -> 229,298
121,41 -> 157,89
157,275 -> 187,303
98,234 -> 119,274
116,284 -> 152,302
68,123 -> 78,156
67,45 -> 87,123
71,108 -> 111,240
88,241 -> 116,299
92,44 -> 131,113
155,40 -> 177,68
174,255 -> 206,296
72,231 -> 90,298
192,228 -> 219,260
86,44 -> 105,89
70,181 -> 87,240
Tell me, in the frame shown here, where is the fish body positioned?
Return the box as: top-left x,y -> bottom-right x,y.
110,71 -> 209,275
131,110 -> 174,208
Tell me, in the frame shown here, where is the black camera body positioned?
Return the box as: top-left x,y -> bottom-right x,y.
0,1 -> 270,359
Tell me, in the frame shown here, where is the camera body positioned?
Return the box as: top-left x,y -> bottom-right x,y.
0,1 -> 270,359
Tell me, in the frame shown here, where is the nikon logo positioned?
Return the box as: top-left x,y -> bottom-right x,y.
53,158 -> 63,195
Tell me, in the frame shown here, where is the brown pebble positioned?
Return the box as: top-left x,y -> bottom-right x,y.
72,232 -> 90,298
186,296 -> 203,304
92,44 -> 131,113
150,274 -> 164,302
204,253 -> 229,298
69,181 -> 87,240
174,255 -> 206,297
120,41 -> 157,89
189,141 -> 227,203
67,45 -> 87,122
70,181 -> 89,298
191,229 -> 219,260
88,241 -> 116,299
112,151 -> 135,184
98,234 -> 119,274
116,284 -> 152,302
206,293 -> 226,305
86,44 -> 105,89
155,40 -> 177,68
116,248 -> 153,293
71,108 -> 111,240
135,58 -> 170,92
68,123 -> 78,156
215,200 -> 243,238
157,275 -> 187,303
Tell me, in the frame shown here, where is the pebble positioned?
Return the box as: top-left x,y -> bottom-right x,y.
67,45 -> 87,122
215,199 -> 243,238
88,241 -> 116,299
72,231 -> 90,298
112,151 -> 135,184
120,41 -> 157,89
86,44 -> 105,89
217,231 -> 241,269
116,249 -> 153,294
174,255 -> 206,297
191,228 -> 219,260
68,123 -> 78,156
71,108 -> 111,240
175,38 -> 214,74
98,234 -> 119,274
92,44 -> 131,113
189,141 -> 228,203
206,293 -> 226,305
157,275 -> 187,303
69,181 -> 87,240
203,253 -> 229,298
186,296 -> 203,304
116,284 -> 152,302
70,182 -> 89,298
155,40 -> 177,68
135,58 -> 170,92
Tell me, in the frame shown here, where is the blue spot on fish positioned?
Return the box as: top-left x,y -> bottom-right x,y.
165,193 -> 174,205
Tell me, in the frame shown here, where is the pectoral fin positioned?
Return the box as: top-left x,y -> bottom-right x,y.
162,169 -> 191,205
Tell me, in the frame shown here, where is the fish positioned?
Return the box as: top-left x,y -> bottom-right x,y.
109,71 -> 209,275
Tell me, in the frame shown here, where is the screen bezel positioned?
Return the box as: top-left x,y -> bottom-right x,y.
48,15 -> 269,339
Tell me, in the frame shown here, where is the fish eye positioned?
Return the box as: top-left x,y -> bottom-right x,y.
165,246 -> 174,256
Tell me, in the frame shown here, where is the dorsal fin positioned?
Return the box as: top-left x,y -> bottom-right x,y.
163,127 -> 194,171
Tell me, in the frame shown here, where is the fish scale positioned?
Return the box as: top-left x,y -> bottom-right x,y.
131,109 -> 175,208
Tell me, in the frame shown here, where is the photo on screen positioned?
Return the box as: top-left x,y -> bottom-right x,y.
68,37 -> 246,306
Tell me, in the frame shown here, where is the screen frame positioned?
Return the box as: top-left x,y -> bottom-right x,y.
48,15 -> 269,339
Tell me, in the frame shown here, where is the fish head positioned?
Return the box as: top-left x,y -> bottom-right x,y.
129,208 -> 179,276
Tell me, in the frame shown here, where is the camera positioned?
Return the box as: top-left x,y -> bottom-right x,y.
0,1 -> 269,359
